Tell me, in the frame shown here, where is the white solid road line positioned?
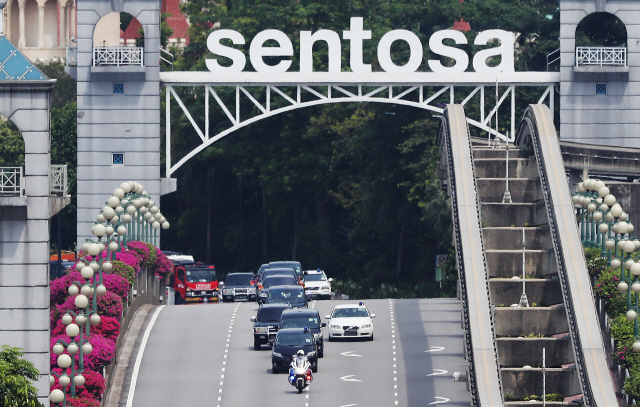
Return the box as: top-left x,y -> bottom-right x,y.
425,346 -> 445,352
429,397 -> 451,405
339,351 -> 362,357
426,369 -> 448,376
126,305 -> 165,407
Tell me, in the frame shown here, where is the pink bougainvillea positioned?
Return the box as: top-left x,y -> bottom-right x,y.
51,368 -> 105,401
126,241 -> 150,266
65,396 -> 101,407
50,334 -> 115,371
115,249 -> 143,276
155,249 -> 173,277
57,291 -> 123,319
52,316 -> 120,341
101,273 -> 130,301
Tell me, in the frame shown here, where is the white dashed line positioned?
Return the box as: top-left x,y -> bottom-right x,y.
389,299 -> 398,406
217,303 -> 241,406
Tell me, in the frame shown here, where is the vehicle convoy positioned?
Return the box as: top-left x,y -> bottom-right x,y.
281,308 -> 326,357
325,302 -> 375,341
268,261 -> 303,282
259,268 -> 300,284
266,285 -> 307,308
303,269 -> 332,300
170,262 -> 219,304
258,274 -> 299,304
288,350 -> 313,394
251,304 -> 291,350
272,327 -> 318,373
221,272 -> 257,302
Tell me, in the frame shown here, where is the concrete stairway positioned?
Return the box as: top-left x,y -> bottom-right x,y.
473,144 -> 581,400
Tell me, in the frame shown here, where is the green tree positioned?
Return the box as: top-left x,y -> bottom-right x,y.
0,346 -> 43,407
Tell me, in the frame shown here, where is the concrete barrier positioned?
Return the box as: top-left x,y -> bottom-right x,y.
486,250 -> 556,277
495,308 -> 569,337
501,368 -> 580,399
497,337 -> 573,367
490,279 -> 563,306
483,227 -> 551,250
474,158 -> 539,179
480,202 -> 548,227
476,178 -> 543,203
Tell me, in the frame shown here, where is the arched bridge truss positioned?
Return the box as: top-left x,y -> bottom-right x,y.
161,73 -> 558,177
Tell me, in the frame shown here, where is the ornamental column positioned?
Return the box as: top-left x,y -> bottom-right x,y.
69,0 -> 75,40
17,0 -> 25,48
58,0 -> 67,47
5,0 -> 11,39
36,0 -> 46,48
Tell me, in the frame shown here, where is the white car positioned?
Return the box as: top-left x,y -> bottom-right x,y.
304,269 -> 332,300
325,302 -> 375,341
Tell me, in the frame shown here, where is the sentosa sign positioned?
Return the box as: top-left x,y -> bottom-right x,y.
206,17 -> 514,75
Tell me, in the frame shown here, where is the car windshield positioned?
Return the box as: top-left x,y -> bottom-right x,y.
264,277 -> 297,289
268,289 -> 305,304
263,269 -> 296,280
304,274 -> 326,282
185,269 -> 216,283
257,307 -> 287,323
281,316 -> 320,329
275,332 -> 314,346
332,307 -> 369,318
226,274 -> 253,286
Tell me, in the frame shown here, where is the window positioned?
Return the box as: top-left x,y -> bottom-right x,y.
112,153 -> 124,165
113,83 -> 124,94
596,84 -> 607,95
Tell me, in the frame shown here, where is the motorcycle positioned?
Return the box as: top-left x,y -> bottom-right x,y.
288,366 -> 312,394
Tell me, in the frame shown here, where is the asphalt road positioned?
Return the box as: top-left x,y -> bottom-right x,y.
123,298 -> 470,407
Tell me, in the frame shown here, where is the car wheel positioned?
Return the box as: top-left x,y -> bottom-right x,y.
368,334 -> 374,341
328,335 -> 333,342
254,339 -> 261,350
312,364 -> 318,373
272,364 -> 279,374
318,348 -> 324,358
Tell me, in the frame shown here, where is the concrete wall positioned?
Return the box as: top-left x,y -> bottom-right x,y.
560,0 -> 640,147
0,81 -> 56,407
76,0 -> 163,247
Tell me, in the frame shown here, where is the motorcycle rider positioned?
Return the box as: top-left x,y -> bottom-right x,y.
289,350 -> 311,384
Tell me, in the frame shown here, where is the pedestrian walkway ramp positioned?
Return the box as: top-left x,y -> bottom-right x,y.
440,104 -> 619,406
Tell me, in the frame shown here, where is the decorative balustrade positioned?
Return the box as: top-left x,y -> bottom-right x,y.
66,47 -> 77,67
93,47 -> 144,67
0,166 -> 23,196
49,165 -> 68,197
576,46 -> 626,67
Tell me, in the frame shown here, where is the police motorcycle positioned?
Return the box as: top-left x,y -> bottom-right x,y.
288,350 -> 313,394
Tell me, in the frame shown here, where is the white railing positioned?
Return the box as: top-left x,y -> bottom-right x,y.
49,165 -> 68,197
66,47 -> 77,66
0,166 -> 23,196
576,46 -> 626,67
93,47 -> 144,67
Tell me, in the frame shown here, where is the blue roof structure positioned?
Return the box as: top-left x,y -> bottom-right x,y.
0,35 -> 47,80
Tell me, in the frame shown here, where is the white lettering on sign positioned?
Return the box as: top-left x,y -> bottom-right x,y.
206,17 -> 515,74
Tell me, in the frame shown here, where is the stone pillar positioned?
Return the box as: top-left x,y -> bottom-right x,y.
58,0 -> 67,47
69,1 -> 75,40
5,1 -> 11,39
37,0 -> 46,48
17,0 -> 25,48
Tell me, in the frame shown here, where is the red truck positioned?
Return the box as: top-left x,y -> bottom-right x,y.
169,261 -> 219,304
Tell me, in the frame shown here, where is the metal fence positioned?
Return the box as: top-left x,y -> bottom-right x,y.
49,165 -> 68,196
93,47 -> 144,67
66,47 -> 77,66
0,166 -> 23,196
576,46 -> 626,66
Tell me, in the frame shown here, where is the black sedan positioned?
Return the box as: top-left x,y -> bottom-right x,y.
281,308 -> 326,357
258,275 -> 299,304
271,327 -> 318,373
266,285 -> 307,308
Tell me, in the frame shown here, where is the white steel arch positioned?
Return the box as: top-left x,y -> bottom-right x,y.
161,72 -> 559,177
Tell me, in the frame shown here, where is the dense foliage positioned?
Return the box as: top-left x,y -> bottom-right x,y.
0,346 -> 43,407
159,0 -> 560,297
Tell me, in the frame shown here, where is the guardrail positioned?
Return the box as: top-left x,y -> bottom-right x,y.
576,46 -> 626,67
49,165 -> 67,197
93,46 -> 144,67
0,166 -> 23,196
66,47 -> 77,67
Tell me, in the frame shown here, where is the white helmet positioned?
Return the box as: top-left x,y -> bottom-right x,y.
296,350 -> 305,357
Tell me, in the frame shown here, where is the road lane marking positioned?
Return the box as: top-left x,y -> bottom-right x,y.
339,404 -> 358,407
217,303 -> 241,406
427,369 -> 448,376
125,305 -> 165,407
389,299 -> 398,407
425,346 -> 445,353
340,375 -> 362,382
429,397 -> 450,405
340,351 -> 362,357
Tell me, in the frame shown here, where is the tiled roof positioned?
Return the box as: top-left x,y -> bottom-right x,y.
0,36 -> 47,80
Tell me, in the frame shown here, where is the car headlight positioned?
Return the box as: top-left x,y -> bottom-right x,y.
186,287 -> 193,291
272,352 -> 283,358
306,351 -> 316,357
254,327 -> 267,333
330,325 -> 340,329
361,324 -> 371,328
223,288 -> 233,294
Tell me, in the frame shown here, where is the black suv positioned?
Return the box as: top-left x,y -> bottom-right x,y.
266,285 -> 307,308
280,308 -> 326,357
268,261 -> 303,281
271,327 -> 318,373
221,272 -> 256,302
258,275 -> 299,304
251,304 -> 291,350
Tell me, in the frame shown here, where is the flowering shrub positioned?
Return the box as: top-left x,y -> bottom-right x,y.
52,316 -> 122,341
155,249 -> 173,277
594,269 -> 620,300
126,241 -> 150,267
145,242 -> 158,270
101,273 -> 130,301
50,271 -> 87,306
587,256 -> 608,278
57,291 -> 123,319
51,368 -> 105,400
116,249 -> 143,276
65,396 -> 101,407
50,334 -> 115,371
110,260 -> 135,286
